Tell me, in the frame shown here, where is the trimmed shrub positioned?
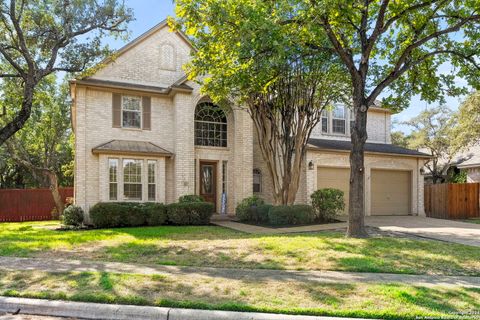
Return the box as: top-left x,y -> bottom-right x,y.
256,204 -> 273,223
167,202 -> 214,225
310,188 -> 345,222
61,205 -> 84,227
268,205 -> 315,226
235,196 -> 265,222
143,203 -> 167,226
178,194 -> 205,203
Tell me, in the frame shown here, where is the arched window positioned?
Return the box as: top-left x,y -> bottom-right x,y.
194,102 -> 227,147
253,169 -> 262,193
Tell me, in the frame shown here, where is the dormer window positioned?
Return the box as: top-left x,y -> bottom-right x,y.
122,96 -> 142,129
332,105 -> 346,134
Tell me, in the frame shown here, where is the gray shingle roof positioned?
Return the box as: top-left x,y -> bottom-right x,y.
73,78 -> 193,94
92,140 -> 173,157
308,138 -> 430,158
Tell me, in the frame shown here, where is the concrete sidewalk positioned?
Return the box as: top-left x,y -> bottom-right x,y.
1,256 -> 479,288
0,297 -> 373,320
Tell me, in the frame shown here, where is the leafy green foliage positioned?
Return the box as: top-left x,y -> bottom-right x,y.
178,194 -> 205,203
61,205 -> 84,227
166,202 -> 214,225
390,131 -> 411,149
1,76 -> 74,187
268,205 -> 315,226
403,107 -> 463,183
0,0 -> 133,145
235,196 -> 265,222
454,91 -> 480,149
311,189 -> 345,222
143,203 -> 167,226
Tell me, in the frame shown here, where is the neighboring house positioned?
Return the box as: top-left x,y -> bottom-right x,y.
456,144 -> 480,183
71,20 -> 430,218
421,144 -> 480,184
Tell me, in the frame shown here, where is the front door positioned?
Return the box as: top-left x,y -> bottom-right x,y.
199,161 -> 217,211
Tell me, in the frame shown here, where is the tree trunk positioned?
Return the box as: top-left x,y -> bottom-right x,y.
0,78 -> 36,146
45,171 -> 64,218
347,96 -> 369,238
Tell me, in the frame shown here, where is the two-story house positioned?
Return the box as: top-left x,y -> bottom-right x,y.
71,20 -> 430,218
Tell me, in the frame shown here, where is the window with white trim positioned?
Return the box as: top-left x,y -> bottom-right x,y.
321,111 -> 328,133
123,159 -> 142,200
332,105 -> 346,134
349,108 -> 355,134
109,158 -> 118,200
253,169 -> 262,193
122,96 -> 142,128
147,160 -> 156,201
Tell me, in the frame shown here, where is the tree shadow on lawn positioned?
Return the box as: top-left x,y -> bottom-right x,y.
2,270 -> 479,319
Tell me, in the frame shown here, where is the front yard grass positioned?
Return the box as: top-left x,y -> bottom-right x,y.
0,269 -> 478,320
0,221 -> 479,276
464,218 -> 480,224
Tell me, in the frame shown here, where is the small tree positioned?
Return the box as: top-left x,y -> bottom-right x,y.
403,107 -> 461,184
172,0 -> 348,205
454,91 -> 480,148
0,0 -> 133,145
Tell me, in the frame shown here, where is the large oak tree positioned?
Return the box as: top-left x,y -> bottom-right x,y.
0,0 -> 133,145
307,0 -> 480,236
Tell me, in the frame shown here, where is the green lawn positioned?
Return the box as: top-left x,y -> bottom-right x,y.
0,221 -> 479,276
464,218 -> 480,224
0,269 -> 478,320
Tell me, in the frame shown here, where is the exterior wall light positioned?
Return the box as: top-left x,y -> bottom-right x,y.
308,160 -> 314,170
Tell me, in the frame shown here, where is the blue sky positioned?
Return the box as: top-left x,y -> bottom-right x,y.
107,0 -> 464,134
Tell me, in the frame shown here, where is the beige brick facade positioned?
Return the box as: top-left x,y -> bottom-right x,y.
73,20 -> 426,218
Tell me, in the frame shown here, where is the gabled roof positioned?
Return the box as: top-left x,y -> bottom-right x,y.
99,19 -> 194,67
307,138 -> 431,158
92,140 -> 173,157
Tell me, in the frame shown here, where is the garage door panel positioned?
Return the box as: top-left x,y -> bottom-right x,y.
317,167 -> 350,215
371,169 -> 411,215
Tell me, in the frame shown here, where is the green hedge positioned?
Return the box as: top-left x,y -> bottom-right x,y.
235,196 -> 265,222
178,194 -> 205,203
61,205 -> 84,227
167,202 -> 214,225
268,205 -> 315,226
89,202 -> 166,228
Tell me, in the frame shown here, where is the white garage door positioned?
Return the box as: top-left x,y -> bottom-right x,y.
371,169 -> 411,215
317,167 -> 350,215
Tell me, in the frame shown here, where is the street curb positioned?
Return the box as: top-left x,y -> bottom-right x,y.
0,296 -> 373,320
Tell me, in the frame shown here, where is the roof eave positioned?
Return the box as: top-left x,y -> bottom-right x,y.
306,145 -> 432,159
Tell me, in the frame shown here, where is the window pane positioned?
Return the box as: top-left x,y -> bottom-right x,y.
321,116 -> 328,133
148,160 -> 156,201
253,169 -> 261,193
122,96 -> 141,128
122,110 -> 141,128
123,159 -> 142,200
109,159 -> 118,200
333,119 -> 346,134
333,106 -> 346,119
122,96 -> 141,111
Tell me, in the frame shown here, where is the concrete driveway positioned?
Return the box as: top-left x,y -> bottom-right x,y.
365,215 -> 480,247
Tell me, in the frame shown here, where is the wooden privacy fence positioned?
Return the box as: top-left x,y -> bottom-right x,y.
424,183 -> 480,219
0,187 -> 73,222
